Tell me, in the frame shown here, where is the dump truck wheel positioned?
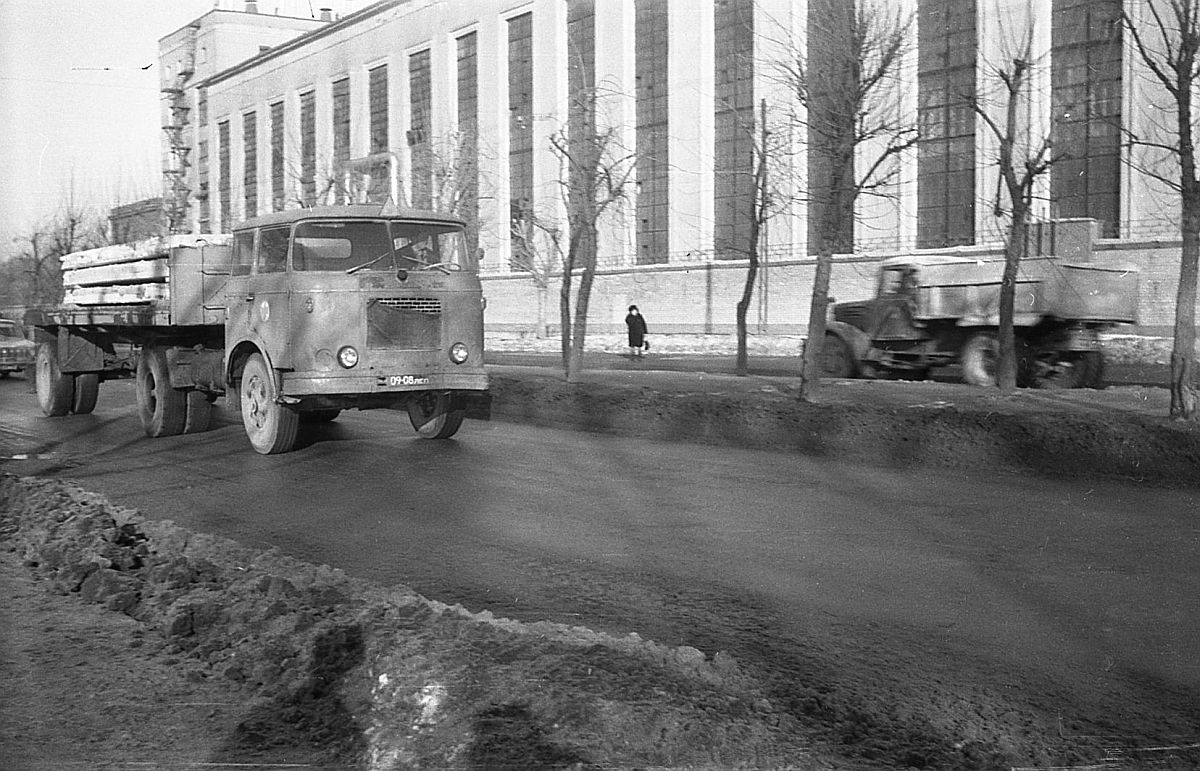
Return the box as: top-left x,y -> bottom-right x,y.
137,347 -> 187,437
71,373 -> 100,415
183,390 -> 213,433
819,333 -> 856,378
35,343 -> 73,417
408,391 -> 464,439
239,353 -> 299,454
961,333 -> 999,386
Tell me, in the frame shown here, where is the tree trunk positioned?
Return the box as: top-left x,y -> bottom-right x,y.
996,200 -> 1027,394
799,249 -> 834,400
566,224 -> 599,384
535,282 -> 549,339
1171,196 -> 1200,419
735,260 -> 756,377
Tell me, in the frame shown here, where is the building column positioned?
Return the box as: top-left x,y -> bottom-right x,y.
477,10 -> 508,269
595,0 -> 636,266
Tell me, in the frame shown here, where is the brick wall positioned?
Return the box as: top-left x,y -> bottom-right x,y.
482,240 -> 1189,336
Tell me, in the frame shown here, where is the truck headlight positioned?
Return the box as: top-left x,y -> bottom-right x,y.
449,342 -> 469,364
337,346 -> 359,368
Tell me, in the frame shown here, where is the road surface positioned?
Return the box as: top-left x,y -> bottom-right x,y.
2,373 -> 1198,749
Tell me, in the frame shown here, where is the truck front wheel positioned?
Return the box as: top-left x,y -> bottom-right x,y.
137,347 -> 187,437
35,343 -> 73,417
239,353 -> 299,454
819,333 -> 856,378
961,333 -> 999,386
408,391 -> 464,439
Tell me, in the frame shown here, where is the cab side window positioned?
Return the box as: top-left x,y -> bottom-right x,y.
259,226 -> 290,273
231,231 -> 256,276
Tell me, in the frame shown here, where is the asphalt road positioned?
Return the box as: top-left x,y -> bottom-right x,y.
2,372 -> 1198,748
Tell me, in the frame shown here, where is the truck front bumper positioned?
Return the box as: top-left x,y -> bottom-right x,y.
280,369 -> 489,397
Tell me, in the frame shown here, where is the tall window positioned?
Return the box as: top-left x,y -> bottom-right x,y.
917,0 -> 976,248
714,0 -> 754,260
332,76 -> 351,174
1051,0 -> 1121,237
369,65 -> 388,155
300,89 -> 316,205
458,32 -> 479,255
243,111 -> 257,219
409,50 -> 433,209
218,120 -> 231,231
508,12 -> 534,263
270,100 -> 284,211
635,0 -> 669,264
198,138 -> 210,232
567,0 -> 596,235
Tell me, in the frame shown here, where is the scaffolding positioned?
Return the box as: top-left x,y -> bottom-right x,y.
162,23 -> 199,234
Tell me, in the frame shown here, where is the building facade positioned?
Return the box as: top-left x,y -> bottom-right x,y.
161,0 -> 1192,335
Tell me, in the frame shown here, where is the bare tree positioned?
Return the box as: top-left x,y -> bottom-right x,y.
1124,0 -> 1200,419
5,193 -> 106,310
970,36 -> 1056,393
510,211 -> 563,339
768,0 -> 917,398
550,84 -> 636,382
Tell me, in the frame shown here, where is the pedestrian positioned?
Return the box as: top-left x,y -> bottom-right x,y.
625,304 -> 648,358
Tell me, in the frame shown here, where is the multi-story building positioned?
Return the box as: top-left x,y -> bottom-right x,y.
160,0 -> 1193,335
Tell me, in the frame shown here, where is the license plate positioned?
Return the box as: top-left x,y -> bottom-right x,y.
387,374 -> 431,386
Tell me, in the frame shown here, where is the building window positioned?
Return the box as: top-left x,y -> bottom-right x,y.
917,0 -> 976,248
198,138 -> 210,232
369,64 -> 388,155
635,0 -> 669,264
567,0 -> 596,250
218,119 -> 231,232
243,111 -> 257,220
458,32 -> 479,254
1051,0 -> 1121,237
714,0 -> 754,260
198,87 -> 208,126
332,76 -> 351,172
300,89 -> 316,205
270,100 -> 284,211
508,12 -> 534,266
409,50 -> 432,209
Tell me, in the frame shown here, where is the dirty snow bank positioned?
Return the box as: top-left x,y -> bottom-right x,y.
0,474 -> 811,769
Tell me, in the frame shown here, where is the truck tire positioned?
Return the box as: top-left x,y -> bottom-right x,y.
961,333 -> 999,387
408,391 -> 464,439
819,332 -> 856,378
183,390 -> 213,433
71,373 -> 100,415
137,347 -> 187,437
35,343 -> 73,417
239,353 -> 299,454
1079,351 -> 1106,389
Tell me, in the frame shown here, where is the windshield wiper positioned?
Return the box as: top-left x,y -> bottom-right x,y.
345,251 -> 394,275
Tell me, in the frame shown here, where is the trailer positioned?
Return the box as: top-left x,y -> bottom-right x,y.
33,205 -> 490,453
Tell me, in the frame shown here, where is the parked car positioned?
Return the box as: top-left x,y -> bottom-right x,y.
0,318 -> 36,377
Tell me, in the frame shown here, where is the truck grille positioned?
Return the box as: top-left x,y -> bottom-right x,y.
368,297 -> 441,349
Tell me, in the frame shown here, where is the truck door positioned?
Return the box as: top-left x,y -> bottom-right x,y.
869,265 -> 922,341
245,225 -> 292,368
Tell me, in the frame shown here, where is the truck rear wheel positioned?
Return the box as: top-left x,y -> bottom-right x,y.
408,391 -> 464,439
961,333 -> 998,386
35,343 -> 73,417
71,373 -> 100,415
137,347 -> 187,437
819,333 -> 856,378
239,353 -> 299,454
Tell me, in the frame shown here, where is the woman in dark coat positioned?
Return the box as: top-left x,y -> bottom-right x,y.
625,305 -> 648,357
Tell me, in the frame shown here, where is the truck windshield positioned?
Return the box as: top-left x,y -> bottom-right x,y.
290,219 -> 469,273
0,322 -> 24,341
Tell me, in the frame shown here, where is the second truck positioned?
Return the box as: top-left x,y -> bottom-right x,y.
32,204 -> 489,454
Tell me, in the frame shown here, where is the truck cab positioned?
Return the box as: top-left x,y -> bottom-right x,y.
221,205 -> 489,451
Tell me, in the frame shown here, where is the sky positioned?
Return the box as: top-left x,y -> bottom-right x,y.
0,1 -> 216,257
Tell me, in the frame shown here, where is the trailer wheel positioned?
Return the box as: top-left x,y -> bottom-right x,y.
35,343 -> 73,417
819,332 -> 856,378
71,373 -> 100,415
1080,351 -> 1106,389
961,333 -> 999,386
183,390 -> 213,433
137,346 -> 187,437
408,391 -> 464,439
240,353 -> 299,454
